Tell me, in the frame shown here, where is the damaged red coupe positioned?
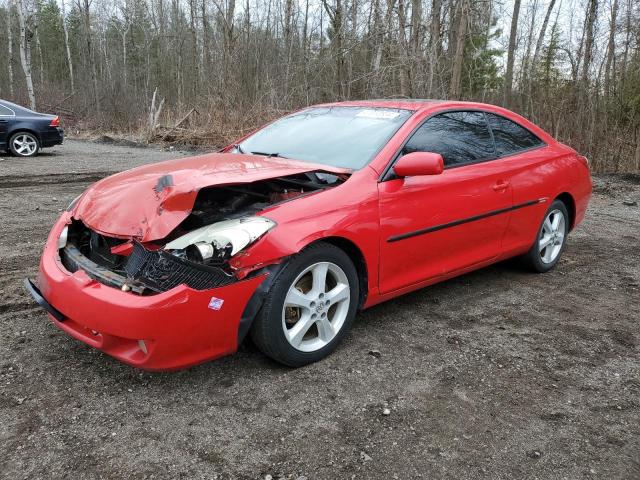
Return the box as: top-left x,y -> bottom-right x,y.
25,100 -> 592,370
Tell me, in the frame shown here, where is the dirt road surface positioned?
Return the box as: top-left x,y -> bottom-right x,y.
1,140 -> 638,479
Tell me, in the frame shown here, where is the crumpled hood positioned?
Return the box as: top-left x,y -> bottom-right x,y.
73,152 -> 349,241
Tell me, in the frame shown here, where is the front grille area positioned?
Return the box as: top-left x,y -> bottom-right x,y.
123,242 -> 235,292
62,220 -> 236,294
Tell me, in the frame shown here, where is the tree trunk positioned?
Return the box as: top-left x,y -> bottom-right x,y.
201,0 -> 209,81
531,0 -> 556,73
449,0 -> 468,99
188,0 -> 198,100
604,0 -> 619,95
427,0 -> 442,97
580,0 -> 598,88
397,0 -> 410,96
6,0 -> 15,98
521,0 -> 539,89
503,0 -> 521,104
81,0 -> 100,112
59,0 -> 75,94
620,0 -> 631,83
370,0 -> 382,74
321,0 -> 346,98
34,5 -> 44,87
409,0 -> 422,93
283,0 -> 294,97
122,24 -> 129,88
222,0 -> 236,91
16,0 -> 36,109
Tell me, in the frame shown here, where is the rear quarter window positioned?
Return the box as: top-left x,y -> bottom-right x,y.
486,113 -> 544,157
0,105 -> 14,116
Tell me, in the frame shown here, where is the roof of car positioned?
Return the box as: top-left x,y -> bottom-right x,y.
0,99 -> 38,115
315,99 -> 503,112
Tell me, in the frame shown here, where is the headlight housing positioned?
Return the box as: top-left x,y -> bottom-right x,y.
165,216 -> 276,264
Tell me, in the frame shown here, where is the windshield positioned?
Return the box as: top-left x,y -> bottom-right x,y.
237,106 -> 413,169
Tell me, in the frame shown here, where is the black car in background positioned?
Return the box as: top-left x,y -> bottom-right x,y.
0,100 -> 64,157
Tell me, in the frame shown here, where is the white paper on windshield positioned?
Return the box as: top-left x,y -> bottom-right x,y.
355,109 -> 401,120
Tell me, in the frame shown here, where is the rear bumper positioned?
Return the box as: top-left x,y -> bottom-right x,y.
40,128 -> 64,147
572,169 -> 592,229
28,214 -> 266,371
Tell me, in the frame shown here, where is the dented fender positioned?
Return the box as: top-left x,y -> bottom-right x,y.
231,168 -> 381,296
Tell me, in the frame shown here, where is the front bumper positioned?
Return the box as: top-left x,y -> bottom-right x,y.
28,214 -> 266,371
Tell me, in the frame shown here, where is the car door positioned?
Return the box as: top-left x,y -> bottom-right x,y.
0,104 -> 13,148
482,112 -> 553,254
377,110 -> 513,294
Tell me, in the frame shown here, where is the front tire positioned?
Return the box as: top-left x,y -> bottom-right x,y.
9,132 -> 40,157
250,242 -> 359,367
523,199 -> 569,272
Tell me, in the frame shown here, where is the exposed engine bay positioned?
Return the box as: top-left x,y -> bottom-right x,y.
59,172 -> 347,294
173,171 -> 343,235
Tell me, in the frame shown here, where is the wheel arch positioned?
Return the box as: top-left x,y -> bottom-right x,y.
555,192 -> 576,230
305,236 -> 369,309
236,235 -> 370,345
8,127 -> 42,143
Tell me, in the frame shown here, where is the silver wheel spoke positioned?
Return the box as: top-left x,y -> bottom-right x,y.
543,218 -> 553,234
316,317 -> 335,342
326,283 -> 349,305
310,263 -> 329,295
285,287 -> 311,309
286,313 -> 315,348
539,234 -> 553,251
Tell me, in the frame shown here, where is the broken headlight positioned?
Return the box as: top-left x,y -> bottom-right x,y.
164,216 -> 276,264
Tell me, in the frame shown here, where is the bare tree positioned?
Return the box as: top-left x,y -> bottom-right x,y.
504,0 -> 522,103
78,0 -> 100,112
6,0 -> 15,98
450,0 -> 469,99
604,0 -> 619,94
580,0 -> 598,88
531,0 -> 557,72
322,0 -> 347,98
427,0 -> 442,97
60,0 -> 75,94
16,0 -> 35,109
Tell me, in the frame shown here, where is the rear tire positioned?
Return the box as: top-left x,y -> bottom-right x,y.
9,131 -> 40,157
522,199 -> 569,273
250,242 -> 359,367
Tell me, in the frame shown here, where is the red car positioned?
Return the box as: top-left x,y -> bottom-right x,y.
25,100 -> 592,370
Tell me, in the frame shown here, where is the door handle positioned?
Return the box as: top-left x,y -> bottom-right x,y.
492,180 -> 509,191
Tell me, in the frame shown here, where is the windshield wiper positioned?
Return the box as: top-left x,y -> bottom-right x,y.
250,151 -> 287,158
231,144 -> 245,153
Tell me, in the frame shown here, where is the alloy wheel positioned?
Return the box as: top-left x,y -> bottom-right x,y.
281,261 -> 351,352
539,209 -> 566,264
12,134 -> 38,156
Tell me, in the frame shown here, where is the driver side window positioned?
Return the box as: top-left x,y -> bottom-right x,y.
403,111 -> 495,168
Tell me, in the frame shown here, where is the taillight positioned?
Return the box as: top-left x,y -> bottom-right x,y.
50,116 -> 60,127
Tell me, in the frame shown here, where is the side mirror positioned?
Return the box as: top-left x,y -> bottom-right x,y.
393,152 -> 444,177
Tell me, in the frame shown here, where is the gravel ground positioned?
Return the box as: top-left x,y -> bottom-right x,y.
1,140 -> 639,480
